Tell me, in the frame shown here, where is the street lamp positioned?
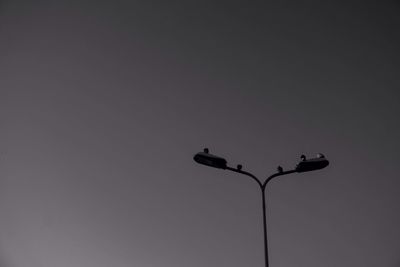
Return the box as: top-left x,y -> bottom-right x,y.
193,148 -> 329,267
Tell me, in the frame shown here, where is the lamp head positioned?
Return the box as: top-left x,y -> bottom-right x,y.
193,149 -> 227,169
295,154 -> 329,173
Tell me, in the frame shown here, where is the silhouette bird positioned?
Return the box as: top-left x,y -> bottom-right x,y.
237,164 -> 243,170
300,154 -> 306,161
277,166 -> 283,173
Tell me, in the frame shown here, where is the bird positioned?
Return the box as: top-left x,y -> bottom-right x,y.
277,166 -> 283,173
203,148 -> 209,153
237,164 -> 243,170
300,154 -> 306,161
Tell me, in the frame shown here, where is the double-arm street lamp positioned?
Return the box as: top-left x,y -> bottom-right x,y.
193,148 -> 329,267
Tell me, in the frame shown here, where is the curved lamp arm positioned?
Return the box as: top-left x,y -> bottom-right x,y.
226,166 -> 297,191
226,166 -> 263,188
262,170 -> 296,190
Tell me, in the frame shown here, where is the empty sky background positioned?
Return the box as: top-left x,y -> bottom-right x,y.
1,1 -> 400,266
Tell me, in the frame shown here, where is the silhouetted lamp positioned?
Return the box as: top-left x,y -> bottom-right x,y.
192,148 -> 329,267
295,153 -> 329,172
193,148 -> 227,169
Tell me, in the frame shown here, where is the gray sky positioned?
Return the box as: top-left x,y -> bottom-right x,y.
1,1 -> 400,266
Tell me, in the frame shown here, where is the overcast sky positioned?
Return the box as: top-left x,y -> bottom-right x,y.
1,1 -> 400,267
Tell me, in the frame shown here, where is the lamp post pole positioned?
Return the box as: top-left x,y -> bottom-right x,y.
193,149 -> 329,267
262,186 -> 268,267
226,166 -> 296,267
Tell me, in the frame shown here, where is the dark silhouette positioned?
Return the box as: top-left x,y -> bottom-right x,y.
193,148 -> 329,267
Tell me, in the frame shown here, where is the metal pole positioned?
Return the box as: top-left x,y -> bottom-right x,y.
261,185 -> 269,267
260,170 -> 295,267
225,167 -> 296,267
